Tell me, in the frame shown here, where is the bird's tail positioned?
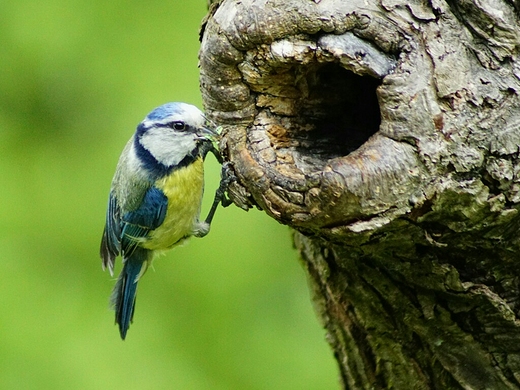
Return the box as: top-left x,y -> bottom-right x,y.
110,246 -> 150,340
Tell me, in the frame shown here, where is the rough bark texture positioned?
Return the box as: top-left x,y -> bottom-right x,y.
199,0 -> 520,388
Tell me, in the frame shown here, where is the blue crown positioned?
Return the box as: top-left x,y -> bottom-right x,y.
145,102 -> 180,121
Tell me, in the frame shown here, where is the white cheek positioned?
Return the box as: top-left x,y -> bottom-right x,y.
140,129 -> 197,166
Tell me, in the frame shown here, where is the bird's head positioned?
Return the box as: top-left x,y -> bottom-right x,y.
133,102 -> 217,173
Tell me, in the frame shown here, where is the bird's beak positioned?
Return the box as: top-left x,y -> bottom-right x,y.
196,125 -> 219,140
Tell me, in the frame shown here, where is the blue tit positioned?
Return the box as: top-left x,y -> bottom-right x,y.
100,102 -> 225,340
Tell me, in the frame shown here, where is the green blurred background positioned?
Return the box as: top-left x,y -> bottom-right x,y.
0,1 -> 338,389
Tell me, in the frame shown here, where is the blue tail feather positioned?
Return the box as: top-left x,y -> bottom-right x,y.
111,247 -> 150,339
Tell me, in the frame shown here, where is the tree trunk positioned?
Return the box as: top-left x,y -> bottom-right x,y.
199,0 -> 520,388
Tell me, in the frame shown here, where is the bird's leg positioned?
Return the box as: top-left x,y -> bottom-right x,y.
204,161 -> 234,224
193,161 -> 234,238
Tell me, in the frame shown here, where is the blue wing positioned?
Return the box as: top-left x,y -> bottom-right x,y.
100,186 -> 168,273
120,186 -> 168,256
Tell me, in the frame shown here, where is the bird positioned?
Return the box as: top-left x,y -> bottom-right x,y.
100,102 -> 227,340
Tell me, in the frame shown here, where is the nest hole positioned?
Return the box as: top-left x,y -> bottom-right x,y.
295,64 -> 382,161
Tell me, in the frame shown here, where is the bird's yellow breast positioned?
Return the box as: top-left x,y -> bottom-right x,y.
143,158 -> 205,250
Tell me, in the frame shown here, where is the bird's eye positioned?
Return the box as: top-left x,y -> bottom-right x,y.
171,121 -> 186,131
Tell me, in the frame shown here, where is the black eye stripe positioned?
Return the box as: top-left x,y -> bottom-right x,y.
149,121 -> 189,131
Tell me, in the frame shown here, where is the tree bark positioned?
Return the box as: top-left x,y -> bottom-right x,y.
199,0 -> 520,388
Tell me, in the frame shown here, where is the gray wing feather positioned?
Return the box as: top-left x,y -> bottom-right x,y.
100,192 -> 121,275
